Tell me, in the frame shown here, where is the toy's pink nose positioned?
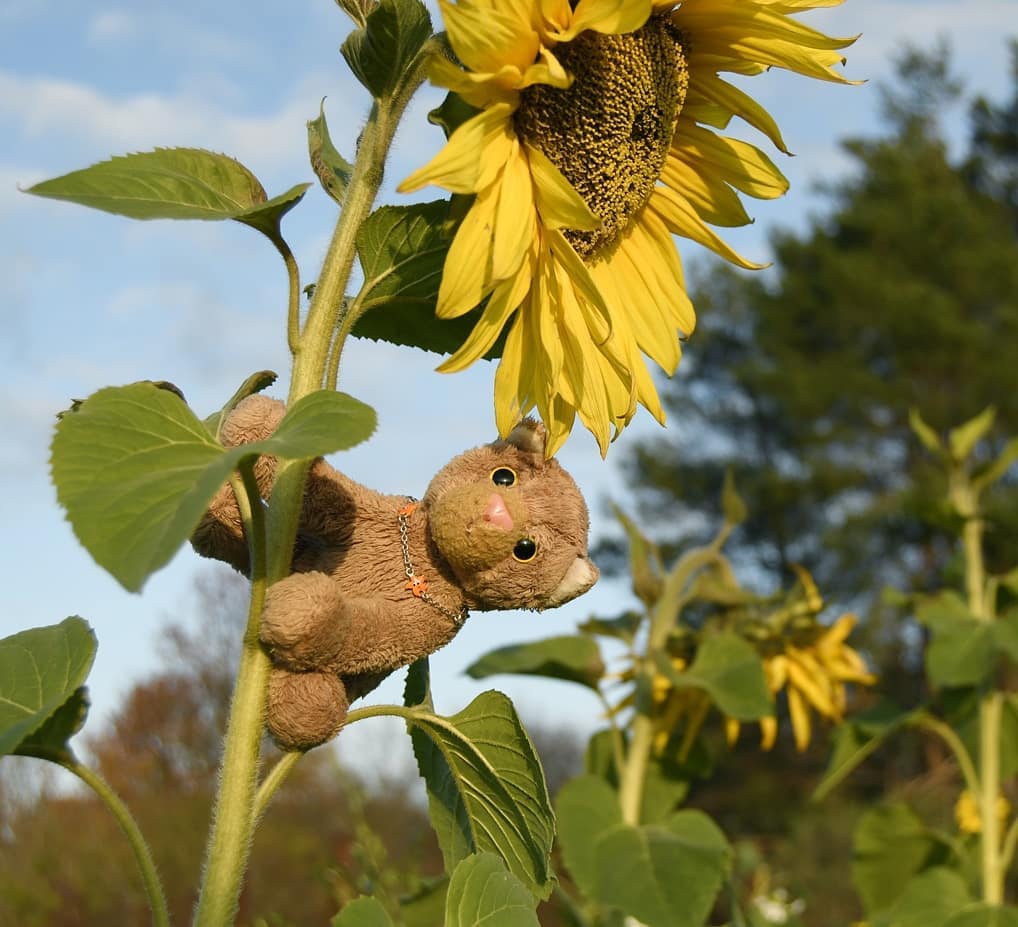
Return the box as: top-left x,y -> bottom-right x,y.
483,492 -> 514,531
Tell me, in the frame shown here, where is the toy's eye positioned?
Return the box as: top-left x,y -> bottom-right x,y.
513,537 -> 538,562
491,467 -> 517,487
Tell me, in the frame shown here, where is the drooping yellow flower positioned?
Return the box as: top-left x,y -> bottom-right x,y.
400,0 -> 857,455
727,614 -> 875,751
955,790 -> 1012,836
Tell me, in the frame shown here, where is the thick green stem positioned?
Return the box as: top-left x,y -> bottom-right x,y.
193,466 -> 269,926
955,473 -> 1004,904
193,56 -> 429,923
61,758 -> 170,927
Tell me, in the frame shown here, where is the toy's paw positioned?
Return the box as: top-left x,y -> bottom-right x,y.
267,667 -> 348,750
261,571 -> 348,673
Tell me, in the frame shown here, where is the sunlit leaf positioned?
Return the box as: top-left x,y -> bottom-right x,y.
0,618 -> 96,761
656,632 -> 772,721
909,408 -> 944,457
308,100 -> 354,206
202,371 -> 278,439
852,802 -> 942,915
331,896 -> 395,927
554,775 -> 623,900
973,437 -> 1018,492
593,812 -> 730,927
232,182 -> 311,240
917,592 -> 993,688
941,904 -> 1018,927
465,635 -> 605,691
612,505 -> 664,609
949,407 -> 996,463
353,200 -> 492,357
721,468 -> 747,526
408,691 -> 555,899
868,867 -> 971,927
52,382 -> 375,591
445,853 -> 540,927
341,0 -> 431,99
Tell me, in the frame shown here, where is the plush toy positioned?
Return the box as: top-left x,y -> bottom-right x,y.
191,395 -> 599,750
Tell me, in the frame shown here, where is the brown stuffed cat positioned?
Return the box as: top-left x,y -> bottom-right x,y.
191,395 -> 598,750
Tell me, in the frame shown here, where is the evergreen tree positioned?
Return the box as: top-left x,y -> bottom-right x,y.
618,45 -> 1018,606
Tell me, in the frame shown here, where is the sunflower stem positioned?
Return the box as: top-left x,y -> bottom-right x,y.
193,55 -> 429,920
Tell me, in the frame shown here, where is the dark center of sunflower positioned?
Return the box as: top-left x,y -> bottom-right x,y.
514,15 -> 689,259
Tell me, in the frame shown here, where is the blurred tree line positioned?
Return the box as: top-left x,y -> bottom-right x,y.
3,40 -> 1017,927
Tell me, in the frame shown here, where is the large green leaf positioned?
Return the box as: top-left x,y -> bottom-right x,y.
465,635 -> 605,691
400,876 -> 448,927
26,148 -> 309,241
941,905 -> 1018,927
445,854 -> 541,927
341,0 -> 432,99
331,896 -> 395,927
853,802 -> 942,915
408,691 -> 555,899
51,382 -> 375,591
656,631 -> 772,721
869,868 -> 972,927
917,592 -> 994,688
554,775 -> 624,900
593,812 -> 730,927
0,618 -> 97,761
352,200 -> 494,357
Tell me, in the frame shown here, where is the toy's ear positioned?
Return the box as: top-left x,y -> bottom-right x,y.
544,555 -> 599,607
504,417 -> 546,456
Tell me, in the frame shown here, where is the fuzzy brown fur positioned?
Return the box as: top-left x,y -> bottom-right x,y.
191,395 -> 598,750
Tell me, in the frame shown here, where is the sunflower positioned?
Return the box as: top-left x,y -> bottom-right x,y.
399,0 -> 856,455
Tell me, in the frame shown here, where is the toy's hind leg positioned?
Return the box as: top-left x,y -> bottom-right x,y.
267,667 -> 348,750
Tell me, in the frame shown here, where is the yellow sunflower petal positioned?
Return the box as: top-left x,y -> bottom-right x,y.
648,184 -> 766,270
398,102 -> 514,194
546,0 -> 650,41
491,140 -> 537,281
759,715 -> 779,750
440,0 -> 539,75
428,55 -> 520,107
436,264 -> 532,373
524,143 -> 600,231
686,68 -> 791,153
672,121 -> 789,199
436,183 -> 500,319
786,686 -> 812,751
493,312 -> 529,436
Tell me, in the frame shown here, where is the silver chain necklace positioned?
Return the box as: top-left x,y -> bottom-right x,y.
398,499 -> 468,628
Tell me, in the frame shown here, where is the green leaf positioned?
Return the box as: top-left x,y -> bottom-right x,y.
991,610 -> 1018,664
941,904 -> 1018,927
949,407 -> 996,463
408,691 -> 555,898
404,657 -> 433,711
973,438 -> 1018,492
0,618 -> 97,760
869,867 -> 972,927
612,505 -> 664,609
853,802 -> 940,915
445,853 -> 541,927
593,812 -> 730,927
232,182 -> 311,240
202,370 -> 278,440
26,148 -> 305,228
400,876 -> 448,927
308,100 -> 354,206
465,635 -> 605,691
813,700 -> 916,801
429,91 -> 481,139
909,408 -> 945,457
721,469 -> 748,526
353,200 -> 490,357
52,383 -> 375,591
917,592 -> 994,688
341,0 -> 432,99
331,896 -> 395,927
554,775 -> 624,901
577,611 -> 643,644
656,631 -> 772,721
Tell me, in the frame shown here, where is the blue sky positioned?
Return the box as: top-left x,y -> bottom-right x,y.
3,0 -> 1017,778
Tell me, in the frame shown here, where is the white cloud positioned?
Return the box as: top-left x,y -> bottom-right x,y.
0,68 -> 360,176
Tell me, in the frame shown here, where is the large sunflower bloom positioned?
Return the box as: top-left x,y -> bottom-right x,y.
400,0 -> 857,455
